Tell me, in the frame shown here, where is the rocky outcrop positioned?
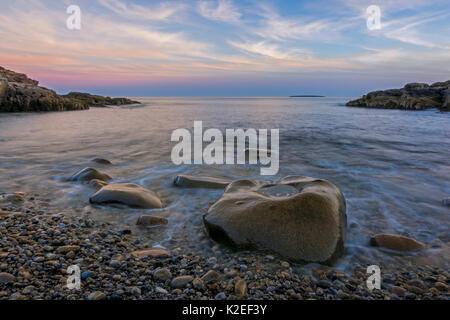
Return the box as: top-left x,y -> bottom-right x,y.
203,175 -> 347,264
347,81 -> 450,111
89,183 -> 163,209
0,66 -> 140,112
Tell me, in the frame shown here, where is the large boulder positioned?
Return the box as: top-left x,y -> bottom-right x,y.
174,174 -> 231,189
203,175 -> 347,264
89,183 -> 163,209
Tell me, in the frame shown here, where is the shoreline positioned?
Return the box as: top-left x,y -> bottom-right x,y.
1,192 -> 448,300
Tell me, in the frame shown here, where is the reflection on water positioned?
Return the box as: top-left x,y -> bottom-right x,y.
0,97 -> 449,268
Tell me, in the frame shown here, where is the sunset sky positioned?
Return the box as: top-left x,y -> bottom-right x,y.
1,0 -> 449,96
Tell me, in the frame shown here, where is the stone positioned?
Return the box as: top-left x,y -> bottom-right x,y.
91,158 -> 112,165
70,167 -> 111,182
174,174 -> 231,189
370,234 -> 426,252
56,245 -> 80,254
153,268 -> 172,281
130,249 -> 170,259
90,183 -> 163,209
0,210 -> 20,217
201,270 -> 221,284
171,275 -> 193,288
235,279 -> 247,298
192,278 -> 205,290
136,215 -> 168,226
89,179 -> 108,190
0,272 -> 15,284
442,197 -> 450,206
389,286 -> 406,296
203,175 -> 347,264
155,287 -> 168,294
88,291 -> 107,300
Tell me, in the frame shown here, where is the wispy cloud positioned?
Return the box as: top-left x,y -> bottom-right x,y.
197,0 -> 241,23
99,0 -> 183,21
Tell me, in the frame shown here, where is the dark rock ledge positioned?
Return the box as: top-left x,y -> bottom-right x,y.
0,66 -> 140,112
347,81 -> 450,111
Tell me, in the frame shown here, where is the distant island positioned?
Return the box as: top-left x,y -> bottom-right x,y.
289,95 -> 325,97
347,81 -> 449,111
0,66 -> 140,112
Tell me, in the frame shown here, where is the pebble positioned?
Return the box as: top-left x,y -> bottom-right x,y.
171,276 -> 193,288
153,268 -> 172,282
88,291 -> 107,300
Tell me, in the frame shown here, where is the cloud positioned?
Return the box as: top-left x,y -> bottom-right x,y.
98,0 -> 183,20
197,0 -> 241,23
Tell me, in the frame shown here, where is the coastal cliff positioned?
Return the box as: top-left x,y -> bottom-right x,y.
0,66 -> 140,112
347,81 -> 450,111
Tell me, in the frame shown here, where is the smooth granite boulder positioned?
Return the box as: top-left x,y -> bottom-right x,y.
89,183 -> 163,209
203,175 -> 347,264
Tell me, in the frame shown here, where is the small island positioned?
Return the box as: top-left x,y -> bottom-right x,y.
347,81 -> 450,111
289,95 -> 325,98
0,66 -> 140,112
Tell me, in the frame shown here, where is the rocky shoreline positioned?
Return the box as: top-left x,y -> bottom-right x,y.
1,183 -> 448,300
347,81 -> 450,111
0,66 -> 140,112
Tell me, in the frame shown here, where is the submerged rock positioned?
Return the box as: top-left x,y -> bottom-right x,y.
89,179 -> 108,190
346,80 -> 450,111
370,234 -> 427,252
203,175 -> 347,264
70,167 -> 111,182
174,174 -> 231,189
136,215 -> 168,226
442,197 -> 450,207
90,183 -> 163,209
91,158 -> 112,165
130,248 -> 170,259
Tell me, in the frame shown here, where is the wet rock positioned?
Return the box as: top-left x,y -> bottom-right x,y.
153,268 -> 172,281
130,249 -> 170,259
155,287 -> 168,294
0,210 -> 20,217
235,279 -> 247,298
442,197 -> 450,206
0,272 -> 15,284
136,215 -> 168,226
70,167 -> 111,182
91,158 -> 112,165
192,278 -> 205,290
171,276 -> 193,288
389,286 -> 407,296
56,245 -> 80,254
89,183 -> 163,209
174,174 -> 231,189
370,234 -> 426,252
89,179 -> 108,190
204,175 -> 347,264
88,291 -> 107,300
201,270 -> 221,284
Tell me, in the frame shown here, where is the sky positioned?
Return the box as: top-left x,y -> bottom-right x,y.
0,0 -> 449,96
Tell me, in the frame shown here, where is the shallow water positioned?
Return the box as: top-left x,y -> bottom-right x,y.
0,97 -> 449,269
